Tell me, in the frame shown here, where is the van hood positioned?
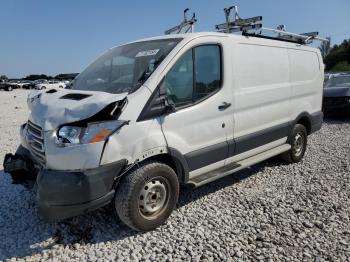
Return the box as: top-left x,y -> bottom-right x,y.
27,89 -> 128,131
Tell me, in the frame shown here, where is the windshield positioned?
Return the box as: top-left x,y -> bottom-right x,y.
71,38 -> 182,94
325,75 -> 350,88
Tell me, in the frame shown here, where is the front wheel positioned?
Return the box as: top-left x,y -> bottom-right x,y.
6,86 -> 13,91
282,124 -> 307,163
115,161 -> 179,231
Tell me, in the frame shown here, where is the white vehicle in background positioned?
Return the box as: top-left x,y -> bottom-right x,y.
35,80 -> 66,90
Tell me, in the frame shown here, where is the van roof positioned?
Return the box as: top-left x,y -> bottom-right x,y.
126,32 -> 231,43
110,32 -> 229,49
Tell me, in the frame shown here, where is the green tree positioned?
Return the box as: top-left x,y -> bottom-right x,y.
324,39 -> 350,71
331,61 -> 350,71
23,74 -> 53,81
318,37 -> 331,59
0,75 -> 8,80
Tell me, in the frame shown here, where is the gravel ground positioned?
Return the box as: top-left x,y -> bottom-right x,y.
0,89 -> 349,261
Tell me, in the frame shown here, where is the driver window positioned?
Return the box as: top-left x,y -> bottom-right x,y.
164,45 -> 222,108
194,45 -> 221,101
164,50 -> 193,107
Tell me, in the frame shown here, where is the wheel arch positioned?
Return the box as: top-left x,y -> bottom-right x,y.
118,148 -> 189,186
138,149 -> 189,185
292,112 -> 312,135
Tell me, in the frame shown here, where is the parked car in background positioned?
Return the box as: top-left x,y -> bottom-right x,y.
33,79 -> 47,84
6,80 -> 20,91
32,79 -> 46,89
323,74 -> 350,116
21,80 -> 35,89
0,79 -> 13,91
15,80 -> 32,89
0,79 -> 7,90
35,80 -> 66,90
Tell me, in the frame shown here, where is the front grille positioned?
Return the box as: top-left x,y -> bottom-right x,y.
27,121 -> 46,166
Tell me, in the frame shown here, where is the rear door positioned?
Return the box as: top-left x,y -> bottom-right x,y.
160,38 -> 234,178
288,47 -> 323,119
227,39 -> 291,163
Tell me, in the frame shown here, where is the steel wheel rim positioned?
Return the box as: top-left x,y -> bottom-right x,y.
293,133 -> 304,157
138,177 -> 169,219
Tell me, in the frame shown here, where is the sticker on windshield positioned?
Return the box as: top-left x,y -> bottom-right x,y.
135,49 -> 160,57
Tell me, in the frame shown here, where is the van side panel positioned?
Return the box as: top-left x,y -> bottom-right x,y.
227,39 -> 290,164
233,41 -> 291,138
288,46 -> 323,120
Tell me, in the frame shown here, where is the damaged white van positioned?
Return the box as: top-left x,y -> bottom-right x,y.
4,31 -> 325,231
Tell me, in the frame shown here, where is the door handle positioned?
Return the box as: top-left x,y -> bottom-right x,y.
218,102 -> 231,110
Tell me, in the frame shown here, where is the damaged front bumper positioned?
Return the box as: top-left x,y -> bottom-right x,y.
3,145 -> 39,188
3,145 -> 127,221
37,159 -> 126,221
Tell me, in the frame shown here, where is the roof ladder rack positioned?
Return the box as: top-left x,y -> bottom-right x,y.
215,5 -> 262,33
165,8 -> 197,35
215,3 -> 329,45
257,27 -> 329,44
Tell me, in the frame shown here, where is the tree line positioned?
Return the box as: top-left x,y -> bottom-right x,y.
0,74 -> 55,81
319,38 -> 350,72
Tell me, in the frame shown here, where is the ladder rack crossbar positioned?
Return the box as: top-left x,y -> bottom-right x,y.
218,23 -> 262,33
164,5 -> 329,45
165,8 -> 197,35
213,3 -> 329,45
260,27 -> 329,43
215,16 -> 262,31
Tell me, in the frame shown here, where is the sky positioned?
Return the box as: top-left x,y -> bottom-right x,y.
0,0 -> 349,78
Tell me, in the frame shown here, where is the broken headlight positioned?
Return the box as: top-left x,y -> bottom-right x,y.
57,126 -> 81,144
57,120 -> 126,146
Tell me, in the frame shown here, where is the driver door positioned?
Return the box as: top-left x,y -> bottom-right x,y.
160,43 -> 233,179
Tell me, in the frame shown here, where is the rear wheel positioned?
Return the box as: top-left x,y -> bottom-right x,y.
6,86 -> 13,91
115,161 -> 179,231
282,124 -> 307,163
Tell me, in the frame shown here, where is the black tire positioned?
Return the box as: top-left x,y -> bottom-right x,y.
6,86 -> 12,91
115,161 -> 179,231
282,124 -> 307,163
41,86 -> 46,90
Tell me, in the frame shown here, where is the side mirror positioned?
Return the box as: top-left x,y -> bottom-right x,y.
137,79 -> 176,121
161,96 -> 176,114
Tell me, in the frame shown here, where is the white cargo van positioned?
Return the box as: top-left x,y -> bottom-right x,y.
4,28 -> 325,230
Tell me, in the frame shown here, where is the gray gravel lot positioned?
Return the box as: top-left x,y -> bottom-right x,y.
0,89 -> 349,261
